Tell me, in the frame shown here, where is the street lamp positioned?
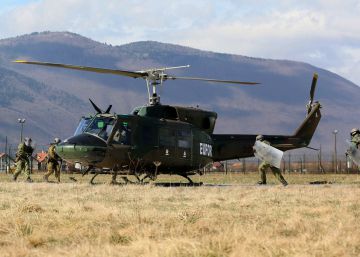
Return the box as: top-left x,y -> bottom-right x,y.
333,129 -> 338,173
18,118 -> 26,142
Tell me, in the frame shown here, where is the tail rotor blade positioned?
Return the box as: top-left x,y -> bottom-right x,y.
309,73 -> 318,104
89,99 -> 103,114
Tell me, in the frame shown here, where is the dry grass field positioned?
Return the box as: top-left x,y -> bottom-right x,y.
0,172 -> 359,257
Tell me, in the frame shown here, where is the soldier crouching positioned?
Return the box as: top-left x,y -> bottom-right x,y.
256,135 -> 288,186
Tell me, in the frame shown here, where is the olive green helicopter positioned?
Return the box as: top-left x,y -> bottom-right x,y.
15,60 -> 321,184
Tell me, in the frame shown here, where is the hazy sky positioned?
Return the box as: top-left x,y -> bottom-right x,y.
1,0 -> 359,86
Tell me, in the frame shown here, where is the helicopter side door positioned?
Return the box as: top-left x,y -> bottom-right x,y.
104,118 -> 133,166
176,129 -> 192,162
158,127 -> 177,161
157,125 -> 193,168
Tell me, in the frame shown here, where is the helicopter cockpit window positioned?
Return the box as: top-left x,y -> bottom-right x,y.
177,130 -> 191,149
112,122 -> 131,145
84,117 -> 115,141
74,117 -> 92,136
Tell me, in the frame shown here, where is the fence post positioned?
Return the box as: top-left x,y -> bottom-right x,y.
242,158 -> 246,174
303,154 -> 306,173
339,159 -> 342,173
8,145 -> 12,172
282,158 -> 286,173
288,154 -> 291,173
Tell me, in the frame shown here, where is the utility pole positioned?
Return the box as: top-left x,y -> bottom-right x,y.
333,130 -> 338,173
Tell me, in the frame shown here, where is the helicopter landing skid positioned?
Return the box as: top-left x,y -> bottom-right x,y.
121,174 -> 150,184
110,170 -> 119,185
89,173 -> 99,185
179,174 -> 194,184
120,176 -> 137,184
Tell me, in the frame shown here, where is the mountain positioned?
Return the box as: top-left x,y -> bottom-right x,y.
0,31 -> 359,153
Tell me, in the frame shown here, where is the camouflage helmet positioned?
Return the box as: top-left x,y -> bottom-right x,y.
54,138 -> 61,144
350,128 -> 359,136
256,135 -> 264,141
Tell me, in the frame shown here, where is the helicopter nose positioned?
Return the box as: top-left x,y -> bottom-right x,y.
56,133 -> 107,165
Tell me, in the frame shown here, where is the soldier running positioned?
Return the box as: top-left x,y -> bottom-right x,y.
255,135 -> 288,186
13,137 -> 34,182
44,138 -> 62,182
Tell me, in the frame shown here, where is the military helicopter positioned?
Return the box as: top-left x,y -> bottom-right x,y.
14,60 -> 321,184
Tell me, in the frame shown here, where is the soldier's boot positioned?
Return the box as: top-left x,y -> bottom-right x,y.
43,175 -> 49,182
280,177 -> 288,186
13,168 -> 22,182
26,177 -> 33,183
55,169 -> 61,183
257,167 -> 267,185
276,174 -> 288,186
270,167 -> 287,186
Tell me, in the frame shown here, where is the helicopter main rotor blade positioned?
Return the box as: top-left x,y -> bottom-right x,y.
105,105 -> 112,114
89,99 -> 103,114
165,76 -> 259,85
14,60 -> 146,79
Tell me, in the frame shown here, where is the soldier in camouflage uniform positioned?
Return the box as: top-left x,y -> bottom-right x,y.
13,137 -> 34,182
256,135 -> 288,186
44,138 -> 62,182
350,128 -> 360,149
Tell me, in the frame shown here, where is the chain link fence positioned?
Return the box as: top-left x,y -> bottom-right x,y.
1,142 -> 359,174
211,152 -> 360,174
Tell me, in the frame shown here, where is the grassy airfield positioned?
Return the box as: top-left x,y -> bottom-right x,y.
0,172 -> 359,257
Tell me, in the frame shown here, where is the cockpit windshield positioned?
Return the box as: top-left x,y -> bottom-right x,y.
74,117 -> 92,136
84,117 -> 115,141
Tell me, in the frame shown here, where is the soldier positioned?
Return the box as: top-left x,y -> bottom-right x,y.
255,135 -> 288,186
350,128 -> 360,149
13,137 -> 34,182
44,138 -> 62,182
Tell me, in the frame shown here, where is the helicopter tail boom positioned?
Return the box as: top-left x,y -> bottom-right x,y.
211,72 -> 322,162
211,102 -> 321,161
291,102 -> 321,144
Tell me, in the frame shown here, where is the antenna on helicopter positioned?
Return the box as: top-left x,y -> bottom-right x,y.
14,60 -> 260,105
